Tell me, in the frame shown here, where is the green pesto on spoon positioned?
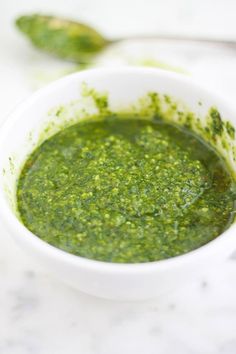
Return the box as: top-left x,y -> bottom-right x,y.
16,14 -> 109,63
16,14 -> 236,64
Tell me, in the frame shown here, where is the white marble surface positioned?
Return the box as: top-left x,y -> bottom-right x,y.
1,1 -> 236,353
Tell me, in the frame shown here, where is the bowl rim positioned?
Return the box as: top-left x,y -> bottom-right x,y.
0,66 -> 236,273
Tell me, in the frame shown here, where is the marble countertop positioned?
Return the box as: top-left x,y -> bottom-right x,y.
1,1 -> 236,353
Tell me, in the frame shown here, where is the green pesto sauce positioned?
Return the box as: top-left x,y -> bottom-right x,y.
17,116 -> 236,263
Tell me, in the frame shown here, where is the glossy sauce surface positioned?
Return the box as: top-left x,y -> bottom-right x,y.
17,117 -> 236,263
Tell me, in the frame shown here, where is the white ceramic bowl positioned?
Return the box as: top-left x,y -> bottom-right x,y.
0,67 -> 236,300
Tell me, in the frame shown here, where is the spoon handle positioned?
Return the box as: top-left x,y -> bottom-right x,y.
113,34 -> 236,49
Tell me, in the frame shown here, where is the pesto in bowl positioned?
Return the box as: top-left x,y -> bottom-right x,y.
17,115 -> 236,263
